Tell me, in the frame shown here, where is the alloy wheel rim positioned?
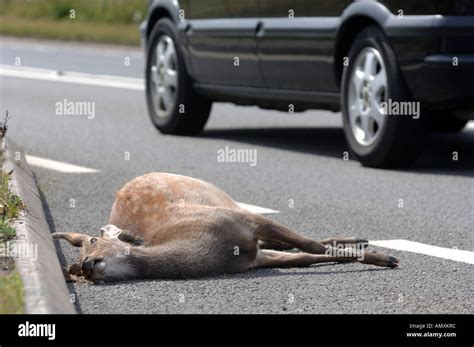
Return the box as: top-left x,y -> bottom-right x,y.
150,35 -> 178,119
348,47 -> 388,146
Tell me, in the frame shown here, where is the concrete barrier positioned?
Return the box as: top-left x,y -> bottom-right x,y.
3,139 -> 75,314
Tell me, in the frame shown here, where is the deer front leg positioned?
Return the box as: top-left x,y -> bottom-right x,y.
118,232 -> 145,246
252,249 -> 399,269
252,249 -> 339,268
258,237 -> 368,251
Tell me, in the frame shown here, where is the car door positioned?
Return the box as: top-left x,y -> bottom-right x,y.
257,0 -> 350,92
185,0 -> 264,87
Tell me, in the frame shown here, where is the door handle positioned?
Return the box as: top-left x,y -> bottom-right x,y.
256,21 -> 264,38
184,23 -> 193,34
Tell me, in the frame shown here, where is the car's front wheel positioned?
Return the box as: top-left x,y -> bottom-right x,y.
341,26 -> 427,168
146,18 -> 212,135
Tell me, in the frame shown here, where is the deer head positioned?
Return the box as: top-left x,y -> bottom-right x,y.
52,225 -> 134,283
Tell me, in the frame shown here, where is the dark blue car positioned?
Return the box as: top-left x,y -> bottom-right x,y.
140,0 -> 474,168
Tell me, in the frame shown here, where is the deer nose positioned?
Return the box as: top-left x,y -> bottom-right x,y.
82,257 -> 94,272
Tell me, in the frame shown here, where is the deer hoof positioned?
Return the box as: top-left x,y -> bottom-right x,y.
363,251 -> 399,268
387,256 -> 399,268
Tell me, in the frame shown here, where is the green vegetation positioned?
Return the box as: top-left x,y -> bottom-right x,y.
0,0 -> 147,45
0,267 -> 25,314
0,170 -> 24,243
0,170 -> 25,313
0,0 -> 147,24
0,112 -> 25,314
0,223 -> 16,243
0,15 -> 142,45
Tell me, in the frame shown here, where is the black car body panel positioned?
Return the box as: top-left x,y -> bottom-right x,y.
141,0 -> 474,114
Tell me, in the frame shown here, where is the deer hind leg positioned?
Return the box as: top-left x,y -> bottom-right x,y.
253,216 -> 328,254
258,240 -> 294,250
318,237 -> 369,248
251,215 -> 398,268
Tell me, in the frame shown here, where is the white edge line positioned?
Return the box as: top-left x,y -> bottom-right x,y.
0,64 -> 144,90
25,155 -> 100,174
237,202 -> 279,214
370,239 -> 474,265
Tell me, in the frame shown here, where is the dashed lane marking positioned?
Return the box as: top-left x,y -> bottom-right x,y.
0,64 -> 144,90
25,155 -> 100,174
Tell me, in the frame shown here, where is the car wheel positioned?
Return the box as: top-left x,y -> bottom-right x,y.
341,26 -> 427,168
431,117 -> 468,133
146,18 -> 212,135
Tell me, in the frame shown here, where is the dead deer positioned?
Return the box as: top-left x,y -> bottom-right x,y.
52,173 -> 399,283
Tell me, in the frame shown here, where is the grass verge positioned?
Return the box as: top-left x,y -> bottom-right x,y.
0,170 -> 26,314
0,114 -> 26,313
0,0 -> 147,24
0,170 -> 25,233
0,15 -> 141,45
0,258 -> 24,314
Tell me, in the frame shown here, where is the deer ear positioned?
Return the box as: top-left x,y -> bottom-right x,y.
100,225 -> 123,239
52,232 -> 88,247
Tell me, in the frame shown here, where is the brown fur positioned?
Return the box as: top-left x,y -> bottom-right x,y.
52,173 -> 399,283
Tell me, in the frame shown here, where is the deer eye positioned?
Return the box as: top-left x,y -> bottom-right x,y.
90,238 -> 98,245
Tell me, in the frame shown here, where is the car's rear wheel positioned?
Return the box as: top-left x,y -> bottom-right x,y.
146,18 -> 212,135
341,26 -> 427,168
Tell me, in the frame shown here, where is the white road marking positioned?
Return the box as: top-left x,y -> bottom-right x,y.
25,155 -> 100,173
0,64 -> 144,90
370,239 -> 474,265
237,202 -> 279,214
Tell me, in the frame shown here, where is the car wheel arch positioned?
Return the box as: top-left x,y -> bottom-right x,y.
146,5 -> 178,42
334,2 -> 394,88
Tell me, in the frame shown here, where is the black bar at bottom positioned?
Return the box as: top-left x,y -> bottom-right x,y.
0,314 -> 471,346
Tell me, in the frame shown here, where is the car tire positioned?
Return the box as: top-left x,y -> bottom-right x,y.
341,26 -> 427,168
145,18 -> 212,135
431,116 -> 468,133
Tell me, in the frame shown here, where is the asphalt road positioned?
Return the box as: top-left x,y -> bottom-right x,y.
1,37 -> 473,314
